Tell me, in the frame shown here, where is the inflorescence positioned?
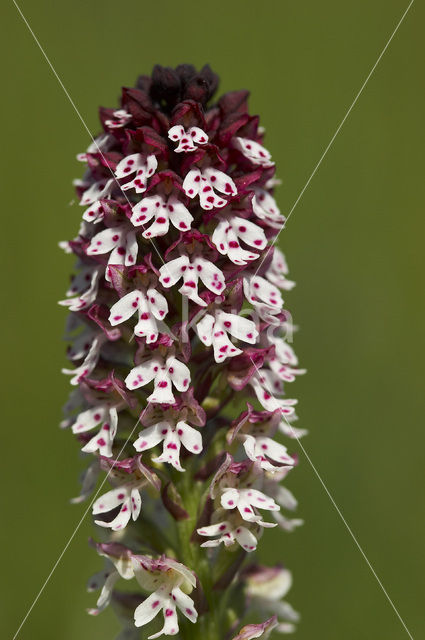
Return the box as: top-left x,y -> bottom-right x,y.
60,64 -> 306,640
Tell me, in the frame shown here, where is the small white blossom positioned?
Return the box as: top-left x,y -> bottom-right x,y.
168,125 -> 208,152
220,487 -> 280,524
131,194 -> 193,238
58,266 -> 101,311
105,109 -> 132,129
71,405 -> 118,458
196,310 -> 258,362
109,288 -> 168,342
212,216 -> 267,265
252,188 -> 285,229
62,335 -> 106,386
86,225 -> 138,282
159,255 -> 225,306
242,434 -> 295,471
88,550 -> 135,616
249,368 -> 298,414
244,275 -> 284,325
265,248 -> 295,290
183,167 -> 237,210
115,153 -> 158,193
76,133 -> 114,162
79,178 -> 114,207
134,420 -> 202,471
234,137 -> 274,168
245,566 -> 299,634
125,351 -> 190,404
197,520 -> 259,552
132,556 -> 197,638
93,483 -> 143,531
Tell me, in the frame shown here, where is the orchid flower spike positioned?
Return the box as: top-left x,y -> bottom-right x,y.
60,64 -> 305,639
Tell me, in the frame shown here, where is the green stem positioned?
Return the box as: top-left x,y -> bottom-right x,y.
175,465 -> 221,640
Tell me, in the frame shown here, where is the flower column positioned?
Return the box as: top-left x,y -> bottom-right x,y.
60,64 -> 305,640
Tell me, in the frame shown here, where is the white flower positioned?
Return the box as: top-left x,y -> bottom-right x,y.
134,420 -> 202,471
77,177 -> 115,224
252,189 -> 285,229
220,487 -> 280,524
243,275 -> 284,325
79,178 -> 114,207
265,248 -> 295,290
88,548 -> 135,616
62,334 -> 106,386
197,520 -> 259,552
105,109 -> 132,129
131,194 -> 193,238
212,216 -> 267,265
249,368 -> 298,414
114,153 -> 158,193
242,434 -> 295,471
71,405 -> 118,458
261,471 -> 304,533
245,566 -> 299,633
86,225 -> 138,282
109,288 -> 168,342
264,334 -> 306,384
77,133 -> 114,162
93,483 -> 143,531
268,333 -> 299,366
58,266 -> 101,311
168,125 -> 208,152
234,137 -> 274,168
159,255 -> 225,306
196,310 -> 258,362
132,556 -> 197,638
182,167 -> 237,210
125,351 -> 190,404
279,418 -> 308,440
268,357 -> 306,384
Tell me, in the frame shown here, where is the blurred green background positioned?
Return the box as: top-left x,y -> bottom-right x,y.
1,0 -> 424,638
